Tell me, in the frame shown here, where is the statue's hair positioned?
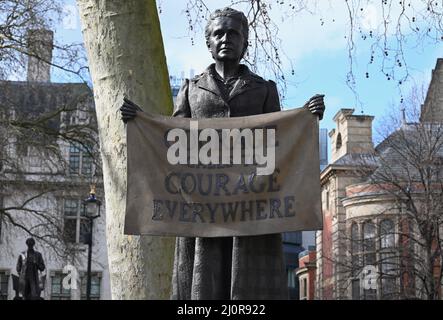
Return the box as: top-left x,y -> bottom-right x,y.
205,7 -> 249,44
26,238 -> 35,246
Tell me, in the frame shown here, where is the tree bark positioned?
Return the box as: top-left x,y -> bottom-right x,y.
77,0 -> 174,299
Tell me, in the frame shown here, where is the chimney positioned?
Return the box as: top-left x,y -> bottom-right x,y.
329,108 -> 374,163
401,107 -> 406,125
27,29 -> 54,82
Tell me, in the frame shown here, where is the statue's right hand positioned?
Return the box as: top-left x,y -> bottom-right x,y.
120,97 -> 142,123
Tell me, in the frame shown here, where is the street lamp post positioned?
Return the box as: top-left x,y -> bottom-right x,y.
82,184 -> 101,300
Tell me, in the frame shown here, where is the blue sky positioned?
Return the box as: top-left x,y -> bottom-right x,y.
54,0 -> 443,151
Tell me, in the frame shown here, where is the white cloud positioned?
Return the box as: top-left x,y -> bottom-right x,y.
360,3 -> 379,31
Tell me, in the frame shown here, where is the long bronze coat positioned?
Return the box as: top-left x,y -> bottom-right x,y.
16,250 -> 45,299
171,64 -> 288,300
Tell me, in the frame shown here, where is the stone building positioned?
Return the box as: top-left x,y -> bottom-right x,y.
0,30 -> 111,300
315,108 -> 375,299
315,58 -> 443,300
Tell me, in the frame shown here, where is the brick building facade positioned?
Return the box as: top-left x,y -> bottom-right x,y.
315,59 -> 443,300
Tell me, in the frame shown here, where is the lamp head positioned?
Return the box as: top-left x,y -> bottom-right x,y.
84,184 -> 102,218
85,184 -> 99,203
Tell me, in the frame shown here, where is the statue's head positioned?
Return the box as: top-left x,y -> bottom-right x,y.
205,7 -> 249,63
25,237 -> 35,249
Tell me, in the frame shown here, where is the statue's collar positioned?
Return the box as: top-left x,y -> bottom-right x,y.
194,64 -> 266,101
206,63 -> 249,78
193,64 -> 264,83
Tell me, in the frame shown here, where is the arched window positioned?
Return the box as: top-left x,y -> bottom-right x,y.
363,221 -> 376,255
336,133 -> 342,150
325,190 -> 330,210
351,222 -> 359,254
380,219 -> 395,249
350,222 -> 361,300
380,219 -> 397,299
363,221 -> 377,299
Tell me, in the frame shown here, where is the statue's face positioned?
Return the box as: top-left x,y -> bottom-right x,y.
206,17 -> 246,62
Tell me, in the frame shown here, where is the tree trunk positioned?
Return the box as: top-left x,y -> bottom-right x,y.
77,0 -> 175,299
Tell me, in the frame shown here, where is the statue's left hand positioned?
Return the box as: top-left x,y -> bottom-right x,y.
304,94 -> 325,121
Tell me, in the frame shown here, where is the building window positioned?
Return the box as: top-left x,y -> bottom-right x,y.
380,219 -> 395,249
363,221 -> 377,299
0,271 -> 9,300
380,219 -> 397,299
69,143 -> 93,175
363,284 -> 377,300
352,279 -> 360,300
351,222 -> 362,275
299,275 -> 308,300
50,272 -> 71,300
351,222 -> 362,299
350,218 -> 401,299
363,221 -> 376,265
351,223 -> 359,252
399,218 -> 415,298
380,272 -> 396,299
0,196 -> 3,244
336,133 -> 342,149
325,190 -> 330,210
80,273 -> 101,300
63,199 -> 90,244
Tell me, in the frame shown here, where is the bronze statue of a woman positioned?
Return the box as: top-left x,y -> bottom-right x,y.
121,7 -> 324,299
